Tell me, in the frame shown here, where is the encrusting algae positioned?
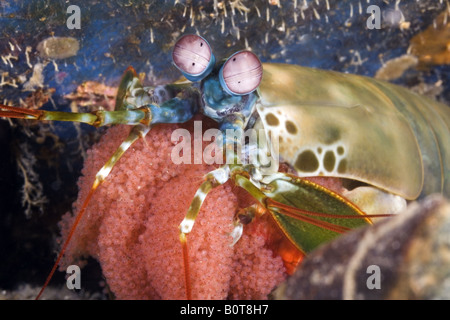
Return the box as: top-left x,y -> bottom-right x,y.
410,10 -> 450,67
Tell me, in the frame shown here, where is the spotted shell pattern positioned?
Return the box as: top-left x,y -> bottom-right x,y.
255,63 -> 450,200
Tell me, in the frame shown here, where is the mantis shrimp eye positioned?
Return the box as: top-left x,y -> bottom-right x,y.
219,51 -> 263,96
172,34 -> 215,82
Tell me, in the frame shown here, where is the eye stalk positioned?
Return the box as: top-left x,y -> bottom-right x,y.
219,51 -> 263,96
172,34 -> 215,82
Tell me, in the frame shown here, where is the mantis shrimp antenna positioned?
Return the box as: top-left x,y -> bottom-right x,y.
35,124 -> 150,299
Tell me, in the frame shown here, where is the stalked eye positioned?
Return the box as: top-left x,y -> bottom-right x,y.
219,51 -> 263,96
172,34 -> 215,82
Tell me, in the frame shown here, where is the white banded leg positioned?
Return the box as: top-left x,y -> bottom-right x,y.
179,166 -> 230,299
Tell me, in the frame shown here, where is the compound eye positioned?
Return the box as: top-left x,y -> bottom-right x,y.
172,34 -> 215,82
220,51 -> 263,95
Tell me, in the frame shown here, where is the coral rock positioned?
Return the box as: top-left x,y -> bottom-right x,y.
274,195 -> 450,300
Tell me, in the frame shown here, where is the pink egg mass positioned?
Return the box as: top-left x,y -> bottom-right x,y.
58,117 -> 287,299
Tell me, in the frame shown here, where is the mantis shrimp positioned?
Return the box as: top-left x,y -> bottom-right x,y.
1,34 -> 449,299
